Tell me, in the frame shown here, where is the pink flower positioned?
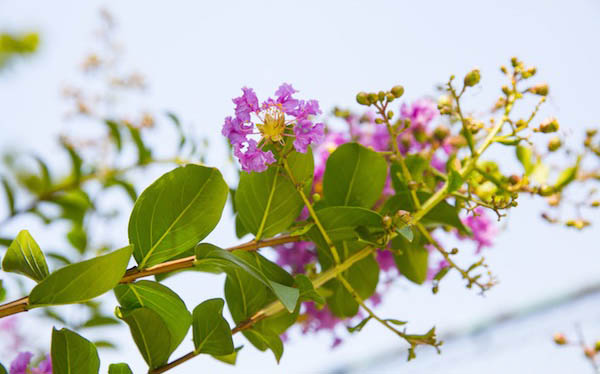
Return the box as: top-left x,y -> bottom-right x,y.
232,87 -> 259,123
274,241 -> 317,274
460,207 -> 498,253
9,352 -> 33,374
233,139 -> 276,173
293,120 -> 324,153
376,249 -> 396,272
32,356 -> 52,374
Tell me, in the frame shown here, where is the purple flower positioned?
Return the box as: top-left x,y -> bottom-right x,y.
400,98 -> 437,129
376,249 -> 396,272
460,207 -> 498,253
314,131 -> 349,180
233,139 -> 276,173
9,352 -> 32,374
302,302 -> 341,333
32,356 -> 52,374
293,120 -> 324,153
274,241 -> 317,274
292,99 -> 321,119
274,83 -> 300,113
232,87 -> 259,123
221,116 -> 253,145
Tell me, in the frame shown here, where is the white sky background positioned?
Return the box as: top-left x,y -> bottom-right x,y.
1,0 -> 600,373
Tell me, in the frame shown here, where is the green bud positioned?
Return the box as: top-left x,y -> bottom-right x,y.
367,92 -> 378,104
450,248 -> 459,255
356,92 -> 369,105
387,110 -> 394,120
529,83 -> 549,96
391,85 -> 405,98
536,117 -> 560,133
312,193 -> 321,202
432,286 -> 439,294
433,125 -> 450,141
547,137 -> 562,152
378,91 -> 386,101
510,57 -> 519,67
501,85 -> 511,95
595,340 -> 600,352
382,215 -> 392,228
521,67 -> 537,79
375,118 -> 384,124
553,333 -> 567,345
386,93 -> 395,102
586,129 -> 597,137
464,69 -> 481,87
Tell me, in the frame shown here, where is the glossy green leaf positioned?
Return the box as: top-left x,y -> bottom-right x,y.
29,245 -> 132,306
397,225 -> 414,242
192,298 -> 234,356
243,326 -> 284,363
554,157 -> 580,191
51,328 -> 100,374
117,307 -> 171,369
108,363 -> 133,374
198,248 -> 299,312
286,148 -> 314,194
129,164 -> 228,268
295,274 -> 325,306
114,280 -> 191,354
81,315 -> 120,328
2,230 -> 49,282
391,233 -> 429,284
382,192 -> 470,235
213,346 -> 242,365
323,142 -> 387,207
236,165 -> 303,240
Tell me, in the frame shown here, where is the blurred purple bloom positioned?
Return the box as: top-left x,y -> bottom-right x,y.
233,139 -> 276,173
9,352 -> 32,374
302,302 -> 341,334
221,116 -> 253,145
461,207 -> 498,253
293,120 -> 324,153
376,250 -> 396,272
32,356 -> 52,374
232,87 -> 259,123
314,131 -> 349,180
274,241 -> 317,274
400,98 -> 437,129
427,259 -> 450,281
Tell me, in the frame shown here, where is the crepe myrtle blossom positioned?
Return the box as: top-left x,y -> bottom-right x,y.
459,207 -> 498,253
9,352 -> 52,374
223,84 -> 324,172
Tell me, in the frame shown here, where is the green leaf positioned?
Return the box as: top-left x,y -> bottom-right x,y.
382,192 -> 470,235
323,142 -> 387,207
516,145 -> 534,175
447,169 -> 464,193
51,328 -> 100,374
66,223 -> 87,254
192,298 -> 234,356
81,315 -> 120,328
166,112 -> 186,151
385,318 -> 407,325
235,214 -> 249,239
213,346 -> 242,365
347,316 -> 372,333
114,280 -> 191,354
93,340 -> 116,349
396,225 -> 414,242
1,177 -> 15,216
2,230 -> 49,282
104,177 -> 137,202
243,326 -> 284,363
60,140 -> 83,183
129,164 -> 228,268
108,363 -> 133,374
126,125 -> 152,165
0,280 -> 6,302
104,119 -> 123,151
29,245 -> 132,306
198,248 -> 299,312
391,233 -> 429,285
0,363 -> 5,374
236,165 -> 303,240
295,274 -> 325,306
554,158 -> 580,191
286,148 -> 314,194
33,155 -> 52,190
117,307 -> 171,369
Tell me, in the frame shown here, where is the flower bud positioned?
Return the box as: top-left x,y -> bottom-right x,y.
367,92 -> 378,104
500,65 -> 508,74
378,91 -> 386,102
356,92 -> 369,105
387,110 -> 394,120
553,333 -> 567,345
584,347 -> 596,359
566,219 -> 590,230
536,117 -> 560,133
312,193 -> 321,202
386,93 -> 395,102
547,137 -> 562,152
529,83 -> 549,96
433,125 -> 450,141
591,200 -> 600,208
510,57 -> 519,67
521,67 -> 537,79
394,210 -> 411,224
382,215 -> 392,228
501,85 -> 511,95
464,69 -> 481,87
586,129 -> 597,137
595,340 -> 600,352
375,118 -> 384,124
391,85 -> 405,98
508,175 -> 521,185
450,248 -> 459,255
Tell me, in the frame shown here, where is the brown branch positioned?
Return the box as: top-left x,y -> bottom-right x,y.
0,235 -> 301,319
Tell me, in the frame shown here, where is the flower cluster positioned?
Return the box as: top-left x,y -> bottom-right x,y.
9,352 -> 52,374
272,97 -> 499,346
223,84 -> 324,172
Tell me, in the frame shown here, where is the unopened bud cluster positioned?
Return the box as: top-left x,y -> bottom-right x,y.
356,85 -> 404,106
